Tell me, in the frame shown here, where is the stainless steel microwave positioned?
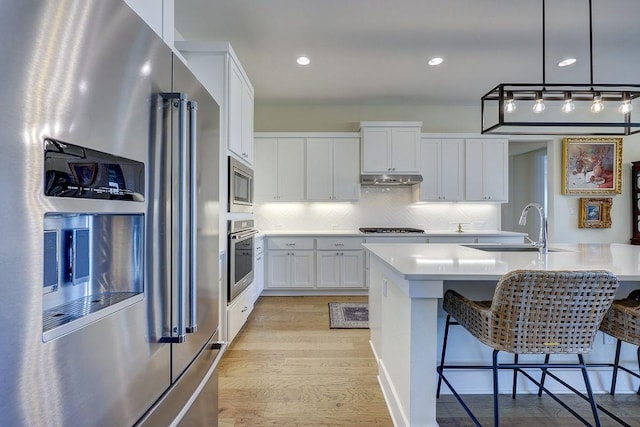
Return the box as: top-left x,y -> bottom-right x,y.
228,156 -> 254,213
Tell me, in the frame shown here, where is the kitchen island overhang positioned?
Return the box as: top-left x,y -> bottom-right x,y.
364,243 -> 640,427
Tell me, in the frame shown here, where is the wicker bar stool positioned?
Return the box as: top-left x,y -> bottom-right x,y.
436,270 -> 619,427
598,290 -> 640,395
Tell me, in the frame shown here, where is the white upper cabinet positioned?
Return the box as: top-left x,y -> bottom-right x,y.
306,137 -> 360,201
360,122 -> 421,174
465,138 -> 508,202
417,138 -> 464,201
254,137 -> 305,201
175,42 -> 254,165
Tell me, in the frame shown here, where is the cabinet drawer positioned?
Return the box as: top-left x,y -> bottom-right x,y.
316,238 -> 364,250
267,237 -> 314,250
227,284 -> 254,343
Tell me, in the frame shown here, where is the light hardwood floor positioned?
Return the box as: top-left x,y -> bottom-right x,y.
215,296 -> 640,427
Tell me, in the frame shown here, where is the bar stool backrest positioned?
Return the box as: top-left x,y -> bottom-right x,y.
489,270 -> 619,354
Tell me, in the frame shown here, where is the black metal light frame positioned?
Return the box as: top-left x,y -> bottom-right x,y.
481,0 -> 640,135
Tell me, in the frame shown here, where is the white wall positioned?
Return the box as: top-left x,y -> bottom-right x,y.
125,0 -> 175,47
255,103 -> 640,243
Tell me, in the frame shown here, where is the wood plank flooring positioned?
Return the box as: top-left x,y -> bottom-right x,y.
216,296 -> 640,427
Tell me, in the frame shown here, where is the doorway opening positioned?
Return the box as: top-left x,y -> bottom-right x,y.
502,141 -> 549,242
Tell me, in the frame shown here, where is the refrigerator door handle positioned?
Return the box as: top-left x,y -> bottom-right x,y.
159,92 -> 188,344
186,100 -> 198,334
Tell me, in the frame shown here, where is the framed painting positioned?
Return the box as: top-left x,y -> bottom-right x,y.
578,197 -> 612,228
562,137 -> 622,195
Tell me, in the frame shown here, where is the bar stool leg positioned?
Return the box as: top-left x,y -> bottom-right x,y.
538,354 -> 550,397
579,353 -> 602,427
637,346 -> 640,395
492,350 -> 500,427
610,339 -> 622,396
511,354 -> 518,399
436,314 -> 452,398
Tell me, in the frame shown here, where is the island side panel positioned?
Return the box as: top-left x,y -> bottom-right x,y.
369,253 -> 443,427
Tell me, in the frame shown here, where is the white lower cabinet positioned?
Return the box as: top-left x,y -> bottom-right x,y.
263,234 -> 524,293
266,237 -> 315,288
253,236 -> 264,303
227,283 -> 254,344
316,237 -> 365,289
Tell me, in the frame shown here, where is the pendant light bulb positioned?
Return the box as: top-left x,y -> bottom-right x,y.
591,93 -> 604,113
532,92 -> 545,114
504,91 -> 516,113
561,92 -> 575,113
619,94 -> 633,114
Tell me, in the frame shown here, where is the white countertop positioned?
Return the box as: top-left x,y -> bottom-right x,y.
260,230 -> 527,238
363,243 -> 640,281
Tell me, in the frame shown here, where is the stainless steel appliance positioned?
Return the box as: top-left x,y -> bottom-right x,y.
228,156 -> 254,213
359,227 -> 425,233
1,1 -> 223,426
228,219 -> 258,302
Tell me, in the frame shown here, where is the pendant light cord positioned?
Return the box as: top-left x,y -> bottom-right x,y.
542,0 -> 546,86
589,0 -> 594,87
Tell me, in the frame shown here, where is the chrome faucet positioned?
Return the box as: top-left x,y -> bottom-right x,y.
518,203 -> 548,254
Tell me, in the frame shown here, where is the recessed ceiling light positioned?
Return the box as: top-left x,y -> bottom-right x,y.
428,57 -> 443,66
558,57 -> 577,67
296,56 -> 310,66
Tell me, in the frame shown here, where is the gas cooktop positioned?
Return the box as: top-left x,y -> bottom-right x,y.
359,227 -> 425,234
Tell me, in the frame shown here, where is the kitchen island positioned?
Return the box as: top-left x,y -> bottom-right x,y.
364,243 -> 640,427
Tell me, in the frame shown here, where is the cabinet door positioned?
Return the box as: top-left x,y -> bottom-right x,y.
306,138 -> 333,201
440,139 -> 464,201
341,250 -> 364,287
277,138 -> 305,201
266,251 -> 290,287
316,251 -> 341,288
418,139 -> 442,200
227,60 -> 244,159
362,127 -> 391,173
390,127 -> 420,173
254,249 -> 264,301
480,139 -> 508,201
465,139 -> 508,202
333,138 -> 360,201
254,138 -> 278,201
241,85 -> 254,164
291,251 -> 315,288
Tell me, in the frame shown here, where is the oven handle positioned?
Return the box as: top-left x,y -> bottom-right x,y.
230,229 -> 259,240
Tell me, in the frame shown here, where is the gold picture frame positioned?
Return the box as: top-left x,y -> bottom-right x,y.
562,137 -> 622,195
578,197 -> 612,228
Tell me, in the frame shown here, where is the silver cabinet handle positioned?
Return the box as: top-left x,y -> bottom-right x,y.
334,243 -> 344,247
241,306 -> 248,313
285,243 -> 296,246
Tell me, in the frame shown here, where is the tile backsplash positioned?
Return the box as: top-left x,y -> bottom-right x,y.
254,187 -> 499,232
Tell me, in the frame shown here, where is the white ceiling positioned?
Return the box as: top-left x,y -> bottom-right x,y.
174,0 -> 640,106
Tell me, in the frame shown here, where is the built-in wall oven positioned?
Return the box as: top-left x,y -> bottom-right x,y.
228,219 -> 258,302
228,156 -> 253,213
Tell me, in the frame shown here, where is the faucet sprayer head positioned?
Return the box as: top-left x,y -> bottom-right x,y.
518,211 -> 528,226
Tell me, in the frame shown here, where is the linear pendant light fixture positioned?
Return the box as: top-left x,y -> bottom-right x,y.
481,0 -> 640,135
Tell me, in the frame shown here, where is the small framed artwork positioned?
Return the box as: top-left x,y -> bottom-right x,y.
578,197 -> 612,228
562,137 -> 622,195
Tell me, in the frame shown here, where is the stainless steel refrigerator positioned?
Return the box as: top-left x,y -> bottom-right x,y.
0,1 -> 223,425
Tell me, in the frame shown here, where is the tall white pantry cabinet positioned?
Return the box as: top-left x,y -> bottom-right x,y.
175,41 -> 255,166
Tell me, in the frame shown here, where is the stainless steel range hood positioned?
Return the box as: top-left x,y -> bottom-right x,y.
360,174 -> 423,186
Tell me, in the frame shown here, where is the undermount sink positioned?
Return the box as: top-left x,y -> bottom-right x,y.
462,244 -> 563,253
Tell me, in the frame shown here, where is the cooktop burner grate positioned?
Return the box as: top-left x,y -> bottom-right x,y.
359,227 -> 424,234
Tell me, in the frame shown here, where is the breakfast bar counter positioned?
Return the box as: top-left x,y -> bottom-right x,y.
363,243 -> 640,427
